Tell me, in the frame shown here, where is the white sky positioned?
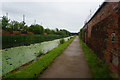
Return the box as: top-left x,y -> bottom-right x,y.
1,0 -> 106,32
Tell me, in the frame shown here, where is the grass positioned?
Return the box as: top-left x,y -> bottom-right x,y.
79,37 -> 116,78
4,36 -> 75,79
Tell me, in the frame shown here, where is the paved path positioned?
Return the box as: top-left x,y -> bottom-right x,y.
40,36 -> 92,78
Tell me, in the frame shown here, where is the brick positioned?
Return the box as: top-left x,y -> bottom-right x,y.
82,2 -> 120,75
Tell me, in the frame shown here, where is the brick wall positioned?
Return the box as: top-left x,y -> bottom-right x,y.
82,2 -> 120,75
1,30 -> 35,35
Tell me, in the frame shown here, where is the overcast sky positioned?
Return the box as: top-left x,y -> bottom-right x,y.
1,0 -> 105,32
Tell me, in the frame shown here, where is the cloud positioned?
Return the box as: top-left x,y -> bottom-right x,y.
2,1 -> 104,32
2,0 -> 105,2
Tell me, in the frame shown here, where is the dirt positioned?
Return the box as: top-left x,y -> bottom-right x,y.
39,36 -> 92,78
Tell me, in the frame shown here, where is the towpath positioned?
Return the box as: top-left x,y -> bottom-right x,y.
40,36 -> 92,78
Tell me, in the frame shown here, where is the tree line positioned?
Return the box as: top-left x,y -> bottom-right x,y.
1,16 -> 70,36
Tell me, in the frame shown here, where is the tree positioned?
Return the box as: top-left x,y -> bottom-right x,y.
80,28 -> 82,39
10,21 -> 19,31
2,16 -> 10,30
21,25 -> 29,34
51,30 -> 55,34
44,28 -> 51,34
56,29 -> 70,36
56,28 -> 59,32
24,25 -> 29,31
19,21 -> 25,31
62,29 -> 70,36
0,20 -> 2,30
6,23 -> 13,31
29,24 -> 44,34
56,31 -> 66,36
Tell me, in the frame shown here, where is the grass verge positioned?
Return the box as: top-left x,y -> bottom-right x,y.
79,37 -> 115,78
4,36 -> 75,78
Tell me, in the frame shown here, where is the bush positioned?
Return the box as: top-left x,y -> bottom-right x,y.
80,29 -> 82,40
21,30 -> 27,34
29,24 -> 44,34
36,50 -> 45,57
28,32 -> 33,35
2,35 -> 67,49
70,37 -> 73,39
68,38 -> 70,41
60,38 -> 65,44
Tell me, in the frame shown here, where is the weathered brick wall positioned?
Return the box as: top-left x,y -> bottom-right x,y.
118,9 -> 120,74
82,2 -> 120,75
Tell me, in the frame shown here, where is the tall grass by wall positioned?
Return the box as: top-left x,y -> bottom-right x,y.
79,36 -> 116,78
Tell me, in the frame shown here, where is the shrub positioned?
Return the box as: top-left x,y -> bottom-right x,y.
21,30 -> 27,34
2,35 -> 66,49
29,24 -> 44,34
28,32 -> 33,35
60,38 -> 65,44
68,38 -> 70,41
70,37 -> 72,39
36,50 -> 45,57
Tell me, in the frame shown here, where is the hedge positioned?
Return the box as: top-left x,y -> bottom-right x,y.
2,35 -> 68,49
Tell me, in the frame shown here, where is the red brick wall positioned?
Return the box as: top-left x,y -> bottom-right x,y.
82,2 -> 120,75
2,30 -> 13,35
1,30 -> 35,35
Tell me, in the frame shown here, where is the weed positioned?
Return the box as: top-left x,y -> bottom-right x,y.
36,50 -> 45,57
60,38 -> 65,44
79,36 -> 115,78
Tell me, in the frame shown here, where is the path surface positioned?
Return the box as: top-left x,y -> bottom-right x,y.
40,36 -> 92,78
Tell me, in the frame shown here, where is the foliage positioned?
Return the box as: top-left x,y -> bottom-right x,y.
2,16 -> 10,30
4,36 -> 75,78
2,16 -> 28,32
18,21 -> 26,31
60,29 -> 70,36
1,16 -> 71,36
28,32 -> 33,35
0,20 -> 2,29
70,37 -> 73,39
56,31 -> 65,35
10,21 -> 20,31
79,37 -> 115,78
44,28 -> 51,34
36,50 -> 45,57
55,29 -> 70,36
56,28 -> 59,32
80,28 -> 82,40
29,24 -> 44,34
44,28 -> 56,34
60,38 -> 65,44
51,30 -> 55,34
2,35 -> 68,49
